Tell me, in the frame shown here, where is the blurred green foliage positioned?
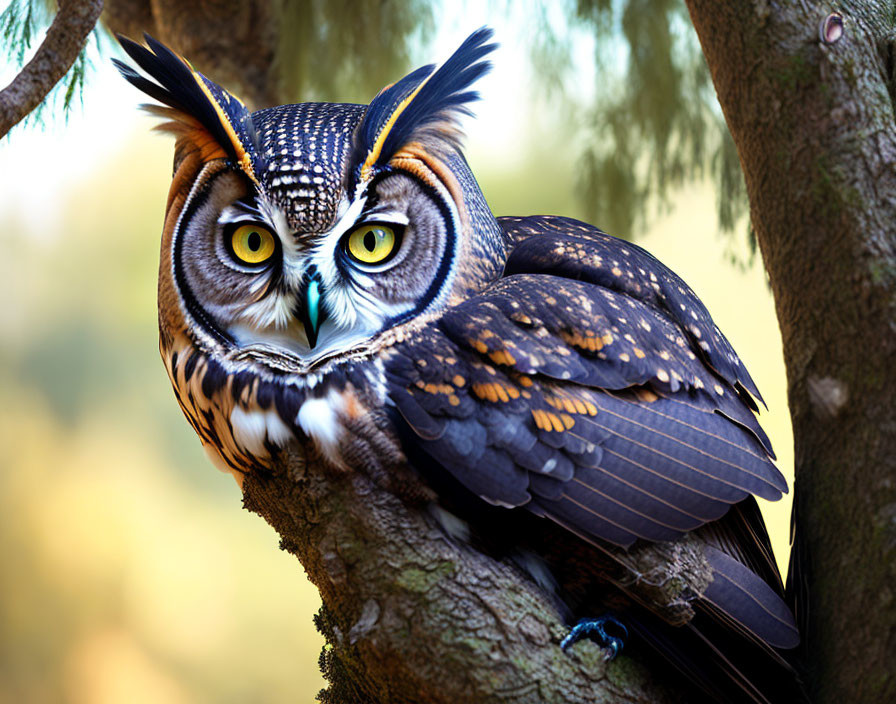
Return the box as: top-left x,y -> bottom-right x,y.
528,0 -> 751,253
274,0 -> 435,103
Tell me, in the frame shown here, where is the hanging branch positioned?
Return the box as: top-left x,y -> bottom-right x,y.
0,0 -> 103,138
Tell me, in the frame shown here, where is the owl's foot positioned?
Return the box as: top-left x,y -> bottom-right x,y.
560,615 -> 628,660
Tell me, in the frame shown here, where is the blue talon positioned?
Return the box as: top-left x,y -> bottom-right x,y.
560,615 -> 628,660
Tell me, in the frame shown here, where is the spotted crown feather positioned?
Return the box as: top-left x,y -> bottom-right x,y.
352,27 -> 496,185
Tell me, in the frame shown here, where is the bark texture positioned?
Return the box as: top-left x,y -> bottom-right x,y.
0,0 -> 103,138
242,446 -> 684,704
685,3 -> 896,703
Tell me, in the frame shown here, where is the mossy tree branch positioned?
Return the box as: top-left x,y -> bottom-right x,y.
242,446 -> 684,704
684,3 -> 896,702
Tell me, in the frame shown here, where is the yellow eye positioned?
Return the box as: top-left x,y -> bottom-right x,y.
345,225 -> 397,264
230,224 -> 276,265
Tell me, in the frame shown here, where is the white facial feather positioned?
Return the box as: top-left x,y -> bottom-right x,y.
208,170 -> 457,367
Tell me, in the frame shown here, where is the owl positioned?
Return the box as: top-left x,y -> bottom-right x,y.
116,29 -> 804,703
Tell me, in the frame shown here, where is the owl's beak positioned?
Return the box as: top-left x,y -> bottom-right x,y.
297,271 -> 326,349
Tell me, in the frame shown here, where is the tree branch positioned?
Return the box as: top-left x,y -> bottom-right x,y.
242,446 -> 684,704
0,0 -> 103,138
684,2 -> 896,703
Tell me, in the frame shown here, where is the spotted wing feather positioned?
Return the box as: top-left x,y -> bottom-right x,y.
383,216 -> 794,652
386,275 -> 785,545
500,215 -> 765,409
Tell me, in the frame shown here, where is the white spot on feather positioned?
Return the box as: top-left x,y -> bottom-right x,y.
297,392 -> 346,462
479,495 -> 527,509
231,405 -> 292,456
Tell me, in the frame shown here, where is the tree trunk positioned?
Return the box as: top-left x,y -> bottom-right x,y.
241,446 -> 684,704
684,3 -> 896,703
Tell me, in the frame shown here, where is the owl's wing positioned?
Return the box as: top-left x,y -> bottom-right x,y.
382,215 -> 796,649
497,214 -> 765,409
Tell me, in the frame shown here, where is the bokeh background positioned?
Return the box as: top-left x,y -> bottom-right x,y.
0,3 -> 793,702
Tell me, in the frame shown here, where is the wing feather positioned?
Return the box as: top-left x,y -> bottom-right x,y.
499,215 -> 765,408
382,216 -> 795,653
385,275 -> 786,547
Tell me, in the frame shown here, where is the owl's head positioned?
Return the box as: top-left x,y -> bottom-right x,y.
116,30 -> 504,372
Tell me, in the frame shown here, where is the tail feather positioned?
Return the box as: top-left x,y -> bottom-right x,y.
785,486 -> 812,671
617,495 -> 807,702
702,546 -> 799,649
625,602 -> 808,704
699,497 -> 783,592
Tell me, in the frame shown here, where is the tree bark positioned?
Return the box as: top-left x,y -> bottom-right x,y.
684,3 -> 896,703
242,446 -> 684,704
0,0 -> 103,138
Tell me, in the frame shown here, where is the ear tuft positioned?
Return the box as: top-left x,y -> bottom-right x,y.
352,27 -> 496,185
114,34 -> 262,183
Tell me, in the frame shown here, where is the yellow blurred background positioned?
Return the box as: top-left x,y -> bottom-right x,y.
0,10 -> 792,704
